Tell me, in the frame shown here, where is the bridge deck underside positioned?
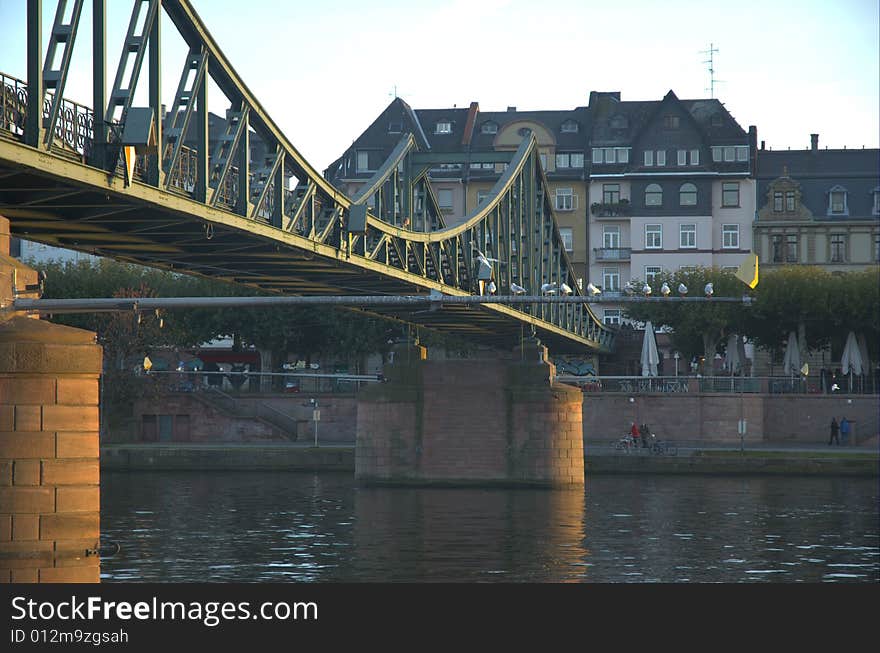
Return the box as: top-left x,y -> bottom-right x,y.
0,143 -> 594,354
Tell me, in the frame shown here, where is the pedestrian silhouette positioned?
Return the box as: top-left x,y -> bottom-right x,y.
828,417 -> 839,446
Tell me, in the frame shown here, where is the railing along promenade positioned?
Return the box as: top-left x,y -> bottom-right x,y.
555,375 -> 880,395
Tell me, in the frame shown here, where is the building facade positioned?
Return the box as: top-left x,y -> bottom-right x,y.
586,90 -> 757,326
754,134 -> 880,272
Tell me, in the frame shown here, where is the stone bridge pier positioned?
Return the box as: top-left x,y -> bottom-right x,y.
356,339 -> 584,488
0,217 -> 102,583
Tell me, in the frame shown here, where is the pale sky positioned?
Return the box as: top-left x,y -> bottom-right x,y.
1,0 -> 878,173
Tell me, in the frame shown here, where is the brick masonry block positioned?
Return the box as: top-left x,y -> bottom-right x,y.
39,565 -> 100,583
0,461 -> 10,486
42,460 -> 99,486
0,432 -> 55,459
0,487 -> 54,513
40,513 -> 99,540
10,568 -> 38,582
56,487 -> 100,512
56,378 -> 99,406
0,377 -> 56,405
56,432 -> 99,458
12,514 -> 39,540
13,460 -> 40,486
0,541 -> 53,569
0,406 -> 11,431
41,405 -> 99,432
14,405 -> 41,432
54,538 -> 101,567
0,514 -> 9,540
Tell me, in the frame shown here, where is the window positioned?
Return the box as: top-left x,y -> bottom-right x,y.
773,191 -> 784,212
388,122 -> 402,133
786,191 -> 796,212
875,233 -> 880,261
561,120 -> 578,133
602,266 -> 620,291
559,227 -> 573,252
603,183 -> 620,204
437,189 -> 453,210
656,150 -> 666,166
677,150 -> 687,166
736,146 -> 749,161
722,224 -> 739,249
722,182 -> 740,207
435,121 -> 452,134
723,146 -> 735,162
481,121 -> 498,134
829,188 -> 847,214
644,150 -> 654,166
712,147 -> 722,162
711,114 -> 723,127
540,154 -> 547,170
680,224 -> 696,248
664,115 -> 680,129
690,149 -> 700,166
830,233 -> 846,262
645,266 -> 661,286
591,148 -> 630,164
555,152 -> 584,168
786,234 -> 798,262
356,150 -> 370,173
476,190 -> 489,206
645,224 -> 662,249
518,127 -> 532,138
603,225 -> 620,249
679,183 -> 697,206
873,188 -> 880,215
603,309 -> 621,325
772,235 -> 784,262
645,183 -> 663,206
555,188 -> 576,211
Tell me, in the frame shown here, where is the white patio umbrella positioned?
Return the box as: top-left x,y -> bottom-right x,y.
641,321 -> 660,377
726,334 -> 742,374
781,330 -> 801,377
857,333 -> 871,375
841,331 -> 862,391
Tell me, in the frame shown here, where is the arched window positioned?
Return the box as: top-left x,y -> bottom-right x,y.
679,183 -> 697,206
645,183 -> 663,206
518,127 -> 532,138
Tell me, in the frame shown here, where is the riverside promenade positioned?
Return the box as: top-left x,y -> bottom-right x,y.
101,440 -> 879,476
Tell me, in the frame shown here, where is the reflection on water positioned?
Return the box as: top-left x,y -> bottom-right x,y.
100,472 -> 879,583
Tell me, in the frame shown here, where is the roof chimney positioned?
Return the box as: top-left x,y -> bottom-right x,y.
811,133 -> 819,152
507,106 -> 516,112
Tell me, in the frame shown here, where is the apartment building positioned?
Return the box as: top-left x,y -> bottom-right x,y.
754,134 -> 880,272
585,90 -> 757,326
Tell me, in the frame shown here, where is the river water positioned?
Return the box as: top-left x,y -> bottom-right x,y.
99,471 -> 878,583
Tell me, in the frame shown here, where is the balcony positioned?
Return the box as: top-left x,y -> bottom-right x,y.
591,200 -> 631,218
593,247 -> 631,261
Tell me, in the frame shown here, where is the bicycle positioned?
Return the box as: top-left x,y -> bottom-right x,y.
613,434 -> 638,452
644,433 -> 677,456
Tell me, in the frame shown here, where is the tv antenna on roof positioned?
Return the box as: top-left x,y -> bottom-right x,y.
700,43 -> 723,98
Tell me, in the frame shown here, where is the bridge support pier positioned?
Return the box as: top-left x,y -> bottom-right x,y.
356,340 -> 584,488
0,217 -> 103,583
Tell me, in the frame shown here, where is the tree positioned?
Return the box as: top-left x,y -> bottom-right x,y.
623,267 -> 751,374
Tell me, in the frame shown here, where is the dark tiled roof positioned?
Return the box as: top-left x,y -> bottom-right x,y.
414,108 -> 472,153
756,148 -> 880,220
468,107 -> 590,152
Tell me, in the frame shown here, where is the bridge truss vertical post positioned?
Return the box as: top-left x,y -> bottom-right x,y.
147,0 -> 163,187
194,54 -> 209,203
236,111 -> 249,216
90,0 -> 107,169
26,0 -> 43,148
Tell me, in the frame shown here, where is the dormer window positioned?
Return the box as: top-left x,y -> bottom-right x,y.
560,120 -> 578,133
388,122 -> 402,133
481,121 -> 498,134
710,113 -> 723,127
610,115 -> 628,129
435,121 -> 452,134
663,115 -> 680,129
828,186 -> 848,215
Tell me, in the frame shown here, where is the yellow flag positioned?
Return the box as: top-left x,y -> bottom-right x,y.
123,146 -> 136,187
800,363 -> 809,376
735,253 -> 759,289
143,356 -> 153,372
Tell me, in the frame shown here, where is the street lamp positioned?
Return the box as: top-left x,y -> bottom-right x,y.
673,351 -> 680,376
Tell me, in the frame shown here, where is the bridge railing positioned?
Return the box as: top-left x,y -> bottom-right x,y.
555,375 -> 880,395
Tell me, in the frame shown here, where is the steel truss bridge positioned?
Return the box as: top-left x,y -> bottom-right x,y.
0,0 -> 615,354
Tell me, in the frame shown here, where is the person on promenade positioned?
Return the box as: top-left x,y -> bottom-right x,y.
839,417 -> 850,445
639,423 -> 652,448
828,417 -> 840,446
629,422 -> 640,448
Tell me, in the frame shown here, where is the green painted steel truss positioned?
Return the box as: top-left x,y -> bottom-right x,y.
0,0 -> 614,354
